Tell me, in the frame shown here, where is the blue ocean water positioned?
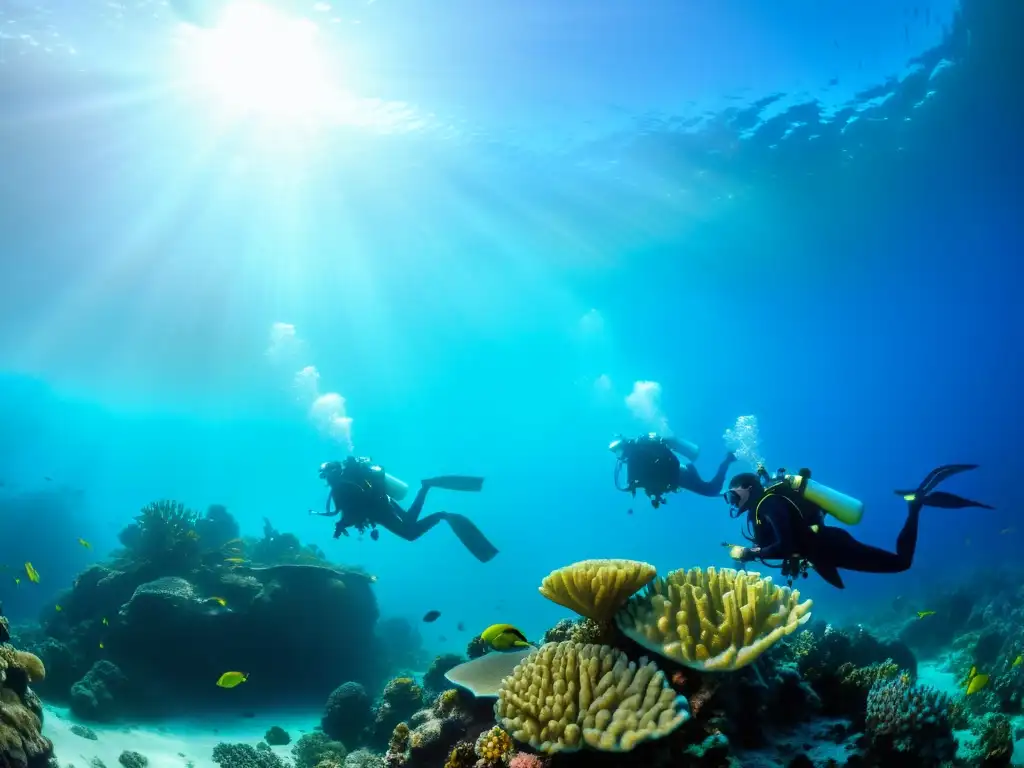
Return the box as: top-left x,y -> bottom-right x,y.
0,0 -> 1020,714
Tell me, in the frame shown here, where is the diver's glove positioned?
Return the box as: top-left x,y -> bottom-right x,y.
728,545 -> 760,563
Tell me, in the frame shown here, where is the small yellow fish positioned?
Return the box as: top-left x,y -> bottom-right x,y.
102,618 -> 109,626
24,562 -> 40,583
210,597 -> 227,607
481,624 -> 532,651
1012,655 -> 1022,669
223,557 -> 246,564
13,577 -> 20,586
55,605 -> 62,612
216,671 -> 248,689
99,642 -> 104,649
966,672 -> 989,695
78,538 -> 92,549
916,610 -> 936,619
224,538 -> 244,548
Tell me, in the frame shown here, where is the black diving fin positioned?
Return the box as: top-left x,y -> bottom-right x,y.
423,476 -> 485,492
895,464 -> 993,510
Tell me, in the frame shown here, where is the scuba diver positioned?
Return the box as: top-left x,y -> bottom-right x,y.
724,464 -> 993,589
610,432 -> 736,509
311,457 -> 499,563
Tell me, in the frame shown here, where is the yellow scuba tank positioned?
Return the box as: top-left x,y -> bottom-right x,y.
780,473 -> 864,526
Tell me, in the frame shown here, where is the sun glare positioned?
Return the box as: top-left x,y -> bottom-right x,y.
179,1 -> 336,119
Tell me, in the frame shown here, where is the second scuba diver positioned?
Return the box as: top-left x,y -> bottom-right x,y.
610,432 -> 736,508
724,463 -> 993,588
311,457 -> 500,563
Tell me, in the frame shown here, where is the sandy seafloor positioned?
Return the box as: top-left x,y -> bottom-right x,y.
40,663 -> 1024,768
45,705 -> 320,768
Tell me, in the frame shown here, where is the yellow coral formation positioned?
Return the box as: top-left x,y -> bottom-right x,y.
389,722 -> 410,753
444,741 -> 476,768
0,645 -> 46,683
539,559 -> 656,624
838,660 -> 898,692
474,726 -> 514,765
434,688 -> 461,716
615,566 -> 812,671
494,641 -> 689,754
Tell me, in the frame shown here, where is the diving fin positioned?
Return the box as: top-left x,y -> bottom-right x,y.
895,464 -> 993,510
921,491 -> 994,510
812,560 -> 846,589
423,475 -> 485,492
439,512 -> 499,562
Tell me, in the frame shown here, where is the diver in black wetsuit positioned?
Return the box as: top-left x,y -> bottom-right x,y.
725,464 -> 993,589
611,433 -> 735,508
311,457 -> 499,563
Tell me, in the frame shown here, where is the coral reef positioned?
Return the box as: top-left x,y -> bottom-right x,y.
211,743 -> 286,768
0,614 -> 53,768
291,732 -> 346,768
322,682 -> 373,746
616,566 -> 812,671
27,499 -> 387,715
538,559 -> 656,625
424,655 -> 463,695
865,675 -> 956,764
494,640 -> 689,754
117,751 -> 148,768
263,726 -> 290,746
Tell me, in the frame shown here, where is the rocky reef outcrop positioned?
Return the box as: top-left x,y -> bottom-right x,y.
26,502 -> 388,718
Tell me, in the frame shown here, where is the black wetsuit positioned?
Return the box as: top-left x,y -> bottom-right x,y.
327,473 -> 499,563
745,464 -> 992,589
677,454 -> 734,498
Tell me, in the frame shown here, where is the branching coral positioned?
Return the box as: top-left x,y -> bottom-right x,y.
837,659 -> 899,693
542,618 -> 602,646
539,559 -> 656,624
120,500 -> 201,566
865,676 -> 956,762
494,641 -> 689,754
616,567 -> 812,671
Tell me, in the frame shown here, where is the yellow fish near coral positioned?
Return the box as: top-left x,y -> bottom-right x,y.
210,597 -> 228,607
78,538 -> 92,549
216,671 -> 248,689
24,562 -> 40,583
102,618 -> 109,626
224,557 -> 246,564
1012,655 -> 1022,669
963,666 -> 989,695
916,610 -> 936,619
481,624 -> 532,652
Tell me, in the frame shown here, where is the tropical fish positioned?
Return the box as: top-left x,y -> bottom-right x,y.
916,610 -> 936,619
216,671 -> 248,689
224,557 -> 246,564
422,610 -> 441,623
210,597 -> 227,607
223,539 -> 245,548
24,562 -> 40,583
13,577 -> 20,586
55,605 -> 62,612
1012,655 -> 1022,669
102,617 -> 109,626
99,642 -> 104,649
966,672 -> 989,695
78,538 -> 92,549
186,530 -> 200,541
481,624 -> 531,651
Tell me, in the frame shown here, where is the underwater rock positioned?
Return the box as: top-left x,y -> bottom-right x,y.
69,660 -> 128,722
69,724 -> 98,740
50,551 -> 385,714
116,752 -> 147,768
195,505 -> 240,551
423,654 -> 462,695
263,726 -> 290,746
322,682 -> 373,746
25,638 -> 81,702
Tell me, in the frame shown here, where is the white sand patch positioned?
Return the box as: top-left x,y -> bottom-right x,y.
44,705 -> 321,768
